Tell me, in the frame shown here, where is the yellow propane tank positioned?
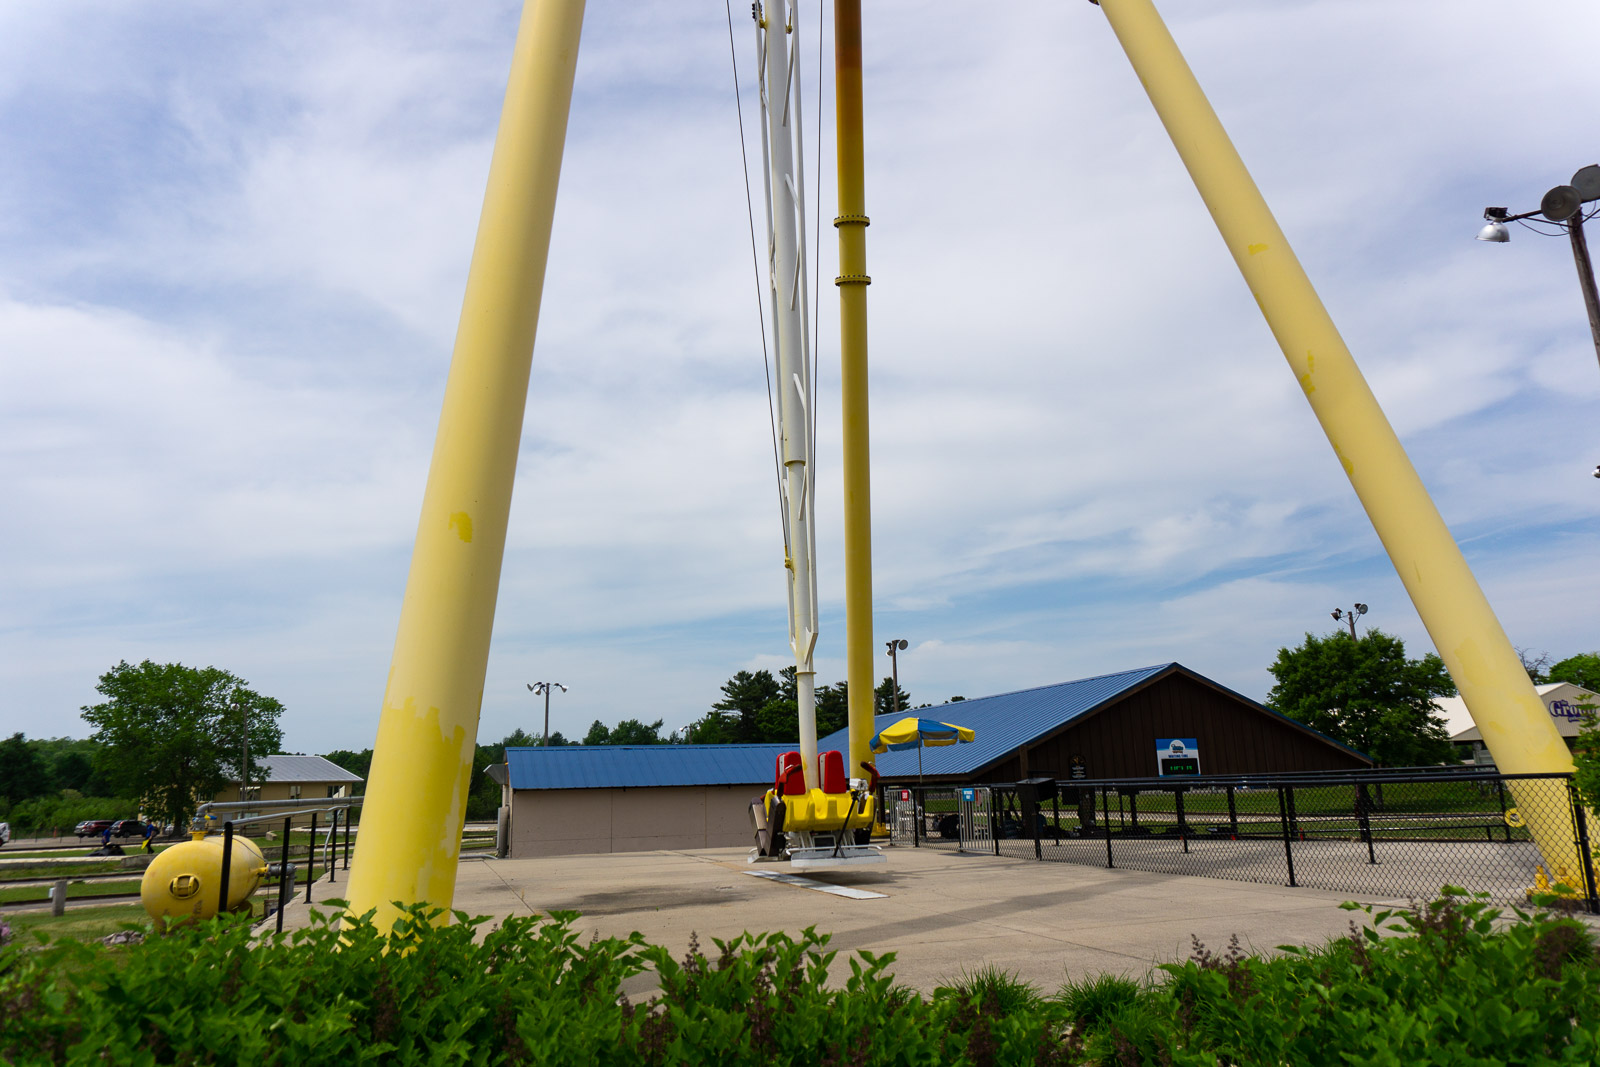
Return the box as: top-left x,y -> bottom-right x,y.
141,831 -> 267,927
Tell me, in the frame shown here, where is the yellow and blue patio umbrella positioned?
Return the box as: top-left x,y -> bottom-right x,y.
870,717 -> 975,787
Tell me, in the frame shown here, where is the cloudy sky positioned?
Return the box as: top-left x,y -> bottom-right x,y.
3,0 -> 1598,752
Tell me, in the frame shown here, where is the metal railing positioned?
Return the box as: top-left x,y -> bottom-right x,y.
945,770 -> 1599,913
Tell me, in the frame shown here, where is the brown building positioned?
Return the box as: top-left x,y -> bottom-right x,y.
491,664 -> 1367,859
818,662 -> 1370,784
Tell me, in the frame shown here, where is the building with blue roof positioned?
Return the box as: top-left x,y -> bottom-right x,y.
820,663 -> 1368,784
492,663 -> 1367,857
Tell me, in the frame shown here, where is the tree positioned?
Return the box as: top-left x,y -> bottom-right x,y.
1548,653 -> 1600,693
609,719 -> 666,745
815,682 -> 848,738
321,748 -> 372,792
81,660 -> 285,831
0,733 -> 50,805
1266,630 -> 1456,767
713,670 -> 783,742
874,677 -> 912,718
1515,647 -> 1553,684
582,720 -> 610,745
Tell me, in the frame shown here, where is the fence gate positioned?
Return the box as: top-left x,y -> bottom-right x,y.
891,788 -> 917,847
958,786 -> 994,852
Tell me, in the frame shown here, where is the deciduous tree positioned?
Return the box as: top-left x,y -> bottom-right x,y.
1266,630 -> 1456,766
1548,653 -> 1600,693
81,660 -> 284,831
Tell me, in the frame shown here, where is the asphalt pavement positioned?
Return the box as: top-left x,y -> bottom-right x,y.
276,844 -> 1390,994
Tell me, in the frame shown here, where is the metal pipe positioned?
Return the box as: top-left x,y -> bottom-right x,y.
758,0 -> 820,792
1566,213 -> 1600,371
1094,0 -> 1579,877
834,0 -> 877,794
196,796 -> 361,817
346,0 -> 587,932
326,809 -> 338,884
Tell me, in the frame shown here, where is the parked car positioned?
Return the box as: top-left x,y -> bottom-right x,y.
0,821 -> 9,848
74,819 -> 114,838
109,819 -> 147,839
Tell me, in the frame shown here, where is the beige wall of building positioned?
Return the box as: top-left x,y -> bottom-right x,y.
211,781 -> 353,805
508,783 -> 765,857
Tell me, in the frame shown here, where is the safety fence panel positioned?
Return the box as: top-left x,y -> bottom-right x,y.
957,786 -> 994,853
878,785 -> 965,848
976,771 -> 1599,913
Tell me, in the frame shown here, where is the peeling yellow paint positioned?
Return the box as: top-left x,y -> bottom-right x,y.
1296,352 -> 1316,396
1332,444 -> 1353,477
449,512 -> 474,543
1247,242 -> 1269,256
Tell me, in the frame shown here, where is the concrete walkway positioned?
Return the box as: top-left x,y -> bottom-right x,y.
278,846 -> 1391,993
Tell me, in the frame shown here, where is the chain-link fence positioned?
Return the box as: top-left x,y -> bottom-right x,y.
941,771 -> 1598,911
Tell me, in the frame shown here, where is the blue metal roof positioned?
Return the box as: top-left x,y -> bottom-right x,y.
504,743 -> 792,791
503,663 -> 1369,790
819,663 -> 1175,780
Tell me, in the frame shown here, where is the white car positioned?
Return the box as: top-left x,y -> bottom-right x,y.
0,822 -> 9,848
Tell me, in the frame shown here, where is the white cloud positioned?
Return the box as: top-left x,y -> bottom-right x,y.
3,0 -> 1598,750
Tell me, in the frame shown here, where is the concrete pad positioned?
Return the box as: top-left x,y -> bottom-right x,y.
288,845 -> 1381,994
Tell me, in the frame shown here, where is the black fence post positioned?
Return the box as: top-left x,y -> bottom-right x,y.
1569,783 -> 1600,915
1175,789 -> 1189,854
1287,785 -> 1301,841
217,821 -> 234,919
1356,783 -> 1376,864
1102,787 -> 1115,869
1051,788 -> 1060,848
1277,786 -> 1297,887
343,806 -> 352,869
1497,780 -> 1511,843
306,811 -> 317,903
990,789 -> 1000,855
277,816 -> 291,934
1128,790 -> 1139,831
1227,786 -> 1238,838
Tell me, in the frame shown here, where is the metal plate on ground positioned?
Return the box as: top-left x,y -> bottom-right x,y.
786,845 -> 887,871
743,870 -> 888,899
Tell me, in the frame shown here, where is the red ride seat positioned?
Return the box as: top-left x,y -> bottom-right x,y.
776,751 -> 806,796
818,750 -> 847,795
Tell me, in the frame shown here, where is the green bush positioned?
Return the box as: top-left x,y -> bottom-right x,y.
1,890 -> 1597,1065
5,793 -> 138,836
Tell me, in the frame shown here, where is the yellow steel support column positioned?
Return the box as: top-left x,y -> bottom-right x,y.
1096,0 -> 1580,876
835,0 -> 876,783
346,0 -> 586,930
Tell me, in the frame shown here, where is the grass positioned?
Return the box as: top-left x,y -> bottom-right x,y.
0,878 -> 142,905
5,903 -> 149,946
0,861 -> 133,881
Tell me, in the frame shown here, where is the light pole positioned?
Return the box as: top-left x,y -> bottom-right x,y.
1330,603 -> 1367,639
1477,165 -> 1600,382
231,702 -> 249,806
885,639 -> 908,717
526,682 -> 567,746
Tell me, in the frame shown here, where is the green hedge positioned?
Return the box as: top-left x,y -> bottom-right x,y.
1,889 -> 1596,1065
2,794 -> 139,837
